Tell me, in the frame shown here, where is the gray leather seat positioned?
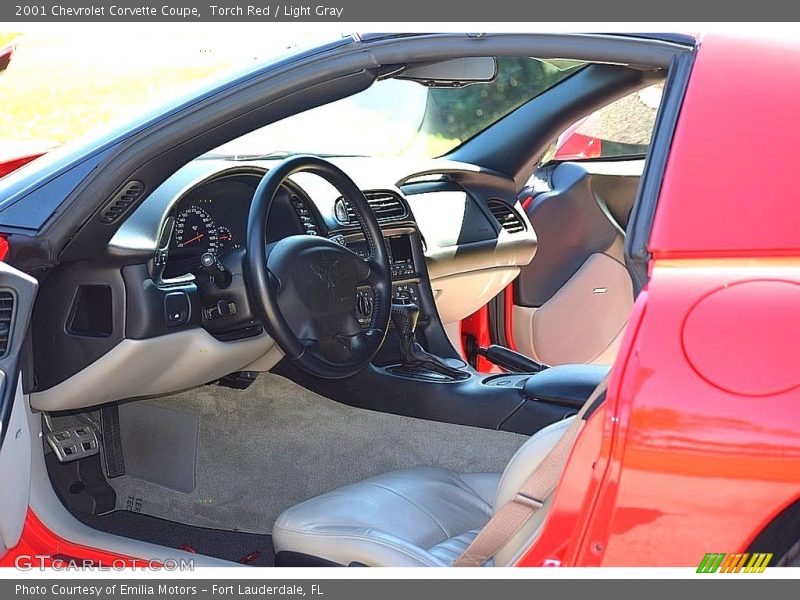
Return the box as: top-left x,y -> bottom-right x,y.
272,417 -> 572,567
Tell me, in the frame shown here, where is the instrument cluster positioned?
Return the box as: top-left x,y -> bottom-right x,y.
160,172 -> 322,280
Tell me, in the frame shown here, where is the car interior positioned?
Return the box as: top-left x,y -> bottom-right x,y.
7,34 -> 691,567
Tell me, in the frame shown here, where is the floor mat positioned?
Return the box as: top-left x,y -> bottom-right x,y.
76,510 -> 274,566
118,402 -> 198,493
108,373 -> 527,534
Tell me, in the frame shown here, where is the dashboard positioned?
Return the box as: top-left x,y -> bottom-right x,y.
145,161 -> 538,336
155,168 -> 429,333
30,156 -> 538,411
150,168 -> 431,337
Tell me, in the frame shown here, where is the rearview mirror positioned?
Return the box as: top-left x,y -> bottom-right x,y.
397,57 -> 498,87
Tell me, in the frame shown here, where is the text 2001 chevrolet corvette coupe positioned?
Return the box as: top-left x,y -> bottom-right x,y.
0,32 -> 798,568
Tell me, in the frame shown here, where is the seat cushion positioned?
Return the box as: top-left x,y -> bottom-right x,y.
272,467 -> 500,567
428,529 -> 493,565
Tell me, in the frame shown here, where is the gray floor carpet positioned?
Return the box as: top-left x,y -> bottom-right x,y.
109,373 -> 527,534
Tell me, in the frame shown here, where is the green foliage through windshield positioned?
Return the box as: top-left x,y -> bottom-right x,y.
422,57 -> 583,146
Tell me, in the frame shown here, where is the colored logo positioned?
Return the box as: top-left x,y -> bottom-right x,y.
697,552 -> 772,573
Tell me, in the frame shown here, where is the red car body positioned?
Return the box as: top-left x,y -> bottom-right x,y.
0,151 -> 48,178
0,42 -> 16,73
552,117 -> 603,162
518,33 -> 800,567
3,32 -> 799,568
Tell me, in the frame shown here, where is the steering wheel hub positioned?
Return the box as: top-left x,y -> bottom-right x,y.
270,236 -> 365,317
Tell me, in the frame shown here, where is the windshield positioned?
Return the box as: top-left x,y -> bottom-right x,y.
213,57 -> 585,159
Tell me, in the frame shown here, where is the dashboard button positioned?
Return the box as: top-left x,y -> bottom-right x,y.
206,300 -> 237,320
217,300 -> 237,317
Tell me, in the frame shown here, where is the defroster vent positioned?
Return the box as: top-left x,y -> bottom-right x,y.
99,180 -> 145,224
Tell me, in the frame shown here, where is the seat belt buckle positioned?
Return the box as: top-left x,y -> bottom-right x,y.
513,493 -> 544,510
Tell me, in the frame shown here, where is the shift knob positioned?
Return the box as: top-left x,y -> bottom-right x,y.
390,297 -> 420,338
389,296 -> 468,381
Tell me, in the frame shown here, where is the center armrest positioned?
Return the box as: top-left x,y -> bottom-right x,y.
522,364 -> 611,409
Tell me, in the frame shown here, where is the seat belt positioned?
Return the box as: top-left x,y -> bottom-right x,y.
454,375 -> 609,567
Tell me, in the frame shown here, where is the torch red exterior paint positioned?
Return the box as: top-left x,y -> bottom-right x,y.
517,33 -> 800,566
0,510 -> 138,568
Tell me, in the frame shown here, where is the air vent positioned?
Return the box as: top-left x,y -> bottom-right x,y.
98,180 -> 145,224
335,190 -> 408,225
0,291 -> 14,357
487,199 -> 525,234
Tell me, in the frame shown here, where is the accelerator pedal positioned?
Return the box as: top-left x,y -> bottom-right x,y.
101,405 -> 126,478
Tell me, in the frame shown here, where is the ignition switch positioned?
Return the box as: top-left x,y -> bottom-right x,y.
200,252 -> 232,288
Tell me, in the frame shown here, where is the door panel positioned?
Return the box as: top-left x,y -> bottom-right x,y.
512,251 -> 632,365
0,376 -> 30,555
511,161 -> 639,365
0,261 -> 38,559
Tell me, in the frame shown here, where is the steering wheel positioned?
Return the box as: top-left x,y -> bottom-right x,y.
245,155 -> 392,379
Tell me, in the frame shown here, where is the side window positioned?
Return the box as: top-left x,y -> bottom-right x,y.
553,83 -> 663,161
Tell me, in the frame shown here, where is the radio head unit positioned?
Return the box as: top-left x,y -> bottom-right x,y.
345,234 -> 416,280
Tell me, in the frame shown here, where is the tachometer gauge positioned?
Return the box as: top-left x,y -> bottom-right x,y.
174,206 -> 220,254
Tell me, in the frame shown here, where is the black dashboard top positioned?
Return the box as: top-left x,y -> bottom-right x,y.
106,156 -> 534,290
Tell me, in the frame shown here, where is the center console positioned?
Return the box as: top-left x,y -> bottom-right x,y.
334,226 -> 471,381
274,222 -> 609,437
335,229 -> 425,329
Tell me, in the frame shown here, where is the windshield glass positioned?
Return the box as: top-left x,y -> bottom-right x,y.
213,57 -> 585,159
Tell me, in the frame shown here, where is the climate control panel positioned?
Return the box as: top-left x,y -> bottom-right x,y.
393,283 -> 419,304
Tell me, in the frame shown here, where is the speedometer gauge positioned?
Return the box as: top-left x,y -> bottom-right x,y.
174,206 -> 220,254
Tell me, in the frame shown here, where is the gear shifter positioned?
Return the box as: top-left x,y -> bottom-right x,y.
390,297 -> 468,380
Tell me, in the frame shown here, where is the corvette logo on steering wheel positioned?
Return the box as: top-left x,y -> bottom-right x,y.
311,257 -> 339,290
